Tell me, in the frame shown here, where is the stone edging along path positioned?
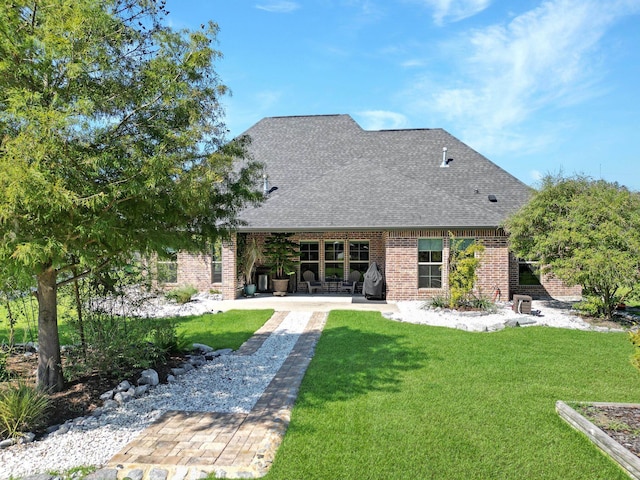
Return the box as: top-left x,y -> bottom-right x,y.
557,401 -> 640,480
98,311 -> 328,480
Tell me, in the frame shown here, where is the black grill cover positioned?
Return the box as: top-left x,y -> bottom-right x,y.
363,262 -> 384,298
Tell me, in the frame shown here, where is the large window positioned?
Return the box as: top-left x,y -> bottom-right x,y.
157,250 -> 177,284
418,239 -> 443,288
211,240 -> 223,283
324,241 -> 344,280
300,241 -> 320,279
518,260 -> 541,286
349,241 -> 369,280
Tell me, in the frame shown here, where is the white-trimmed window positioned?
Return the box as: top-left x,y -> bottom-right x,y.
324,241 -> 344,280
300,241 -> 320,279
211,239 -> 223,284
418,239 -> 443,288
349,241 -> 369,280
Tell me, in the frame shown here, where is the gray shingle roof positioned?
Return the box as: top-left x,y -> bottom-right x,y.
237,114 -> 531,231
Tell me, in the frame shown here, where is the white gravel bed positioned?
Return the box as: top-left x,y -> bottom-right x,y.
0,311 -> 312,480
392,298 -> 616,332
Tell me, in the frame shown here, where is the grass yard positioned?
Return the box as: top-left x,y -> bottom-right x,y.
0,303 -> 274,351
171,309 -> 274,349
264,311 -> 640,480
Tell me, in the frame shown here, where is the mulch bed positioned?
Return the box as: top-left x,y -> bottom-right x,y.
577,404 -> 640,459
4,350 -> 186,435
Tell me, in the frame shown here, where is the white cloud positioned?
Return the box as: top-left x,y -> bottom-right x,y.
407,0 -> 640,154
530,169 -> 544,182
255,1 -> 300,13
419,0 -> 492,25
401,59 -> 426,68
357,110 -> 409,130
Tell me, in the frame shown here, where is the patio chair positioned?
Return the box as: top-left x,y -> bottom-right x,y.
339,270 -> 361,294
303,270 -> 323,294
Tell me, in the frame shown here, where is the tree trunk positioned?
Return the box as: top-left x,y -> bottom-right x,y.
36,268 -> 64,392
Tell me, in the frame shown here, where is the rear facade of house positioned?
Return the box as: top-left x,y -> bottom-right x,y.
163,114 -> 580,301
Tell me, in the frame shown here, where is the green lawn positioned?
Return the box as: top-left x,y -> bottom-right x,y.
171,309 -> 273,349
264,311 -> 640,480
0,304 -> 274,350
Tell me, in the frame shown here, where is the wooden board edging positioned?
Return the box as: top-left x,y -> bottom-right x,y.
556,400 -> 640,480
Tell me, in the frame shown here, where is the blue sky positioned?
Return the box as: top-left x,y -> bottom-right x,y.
165,0 -> 640,191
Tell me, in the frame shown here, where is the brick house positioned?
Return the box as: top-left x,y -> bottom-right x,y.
165,114 -> 580,301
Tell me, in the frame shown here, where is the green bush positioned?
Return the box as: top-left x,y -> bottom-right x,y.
573,295 -> 605,318
426,296 -> 449,309
630,330 -> 640,373
165,285 -> 198,304
150,319 -> 190,355
0,349 -> 8,381
64,315 -> 166,381
0,382 -> 50,439
426,294 -> 496,312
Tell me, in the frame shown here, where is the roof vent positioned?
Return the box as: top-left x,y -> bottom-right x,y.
488,194 -> 497,202
262,174 -> 278,195
440,147 -> 453,167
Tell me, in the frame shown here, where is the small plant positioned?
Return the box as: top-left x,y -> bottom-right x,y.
151,319 -> 191,355
64,315 -> 164,381
0,348 -> 9,381
238,235 -> 264,287
426,296 -> 449,309
573,295 -> 606,318
165,285 -> 198,304
0,382 -> 50,439
629,330 -> 640,373
46,466 -> 97,480
425,295 -> 496,312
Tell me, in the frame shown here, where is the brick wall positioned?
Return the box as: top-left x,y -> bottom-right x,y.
172,238 -> 235,298
385,229 -> 511,301
175,229 -> 582,301
176,252 -> 212,290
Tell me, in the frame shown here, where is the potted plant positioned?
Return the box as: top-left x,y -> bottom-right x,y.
238,236 -> 263,296
263,233 -> 299,296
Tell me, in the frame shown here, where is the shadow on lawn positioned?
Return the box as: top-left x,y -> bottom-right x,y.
297,325 -> 427,406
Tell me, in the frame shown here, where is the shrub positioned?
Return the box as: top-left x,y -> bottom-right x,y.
64,315 -> 165,381
448,234 -> 485,309
150,319 -> 190,355
630,330 -> 640,373
426,295 -> 496,313
165,285 -> 198,304
0,349 -> 8,381
573,295 -> 606,318
0,382 -> 50,439
427,296 -> 449,309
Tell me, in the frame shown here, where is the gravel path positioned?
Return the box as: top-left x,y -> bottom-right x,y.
0,311 -> 312,480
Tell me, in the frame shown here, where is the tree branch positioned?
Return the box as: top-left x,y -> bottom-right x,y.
56,257 -> 112,288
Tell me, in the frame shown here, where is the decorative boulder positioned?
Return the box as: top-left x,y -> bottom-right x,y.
192,343 -> 214,353
116,380 -> 131,392
138,369 -> 159,387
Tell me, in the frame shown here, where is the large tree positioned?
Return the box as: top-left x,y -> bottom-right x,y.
0,0 -> 262,391
504,174 -> 640,319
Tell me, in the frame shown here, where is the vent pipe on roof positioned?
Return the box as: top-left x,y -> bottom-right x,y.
262,174 -> 278,195
440,147 -> 453,167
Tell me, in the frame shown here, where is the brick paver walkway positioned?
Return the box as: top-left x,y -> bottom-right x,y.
106,311 -> 327,479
